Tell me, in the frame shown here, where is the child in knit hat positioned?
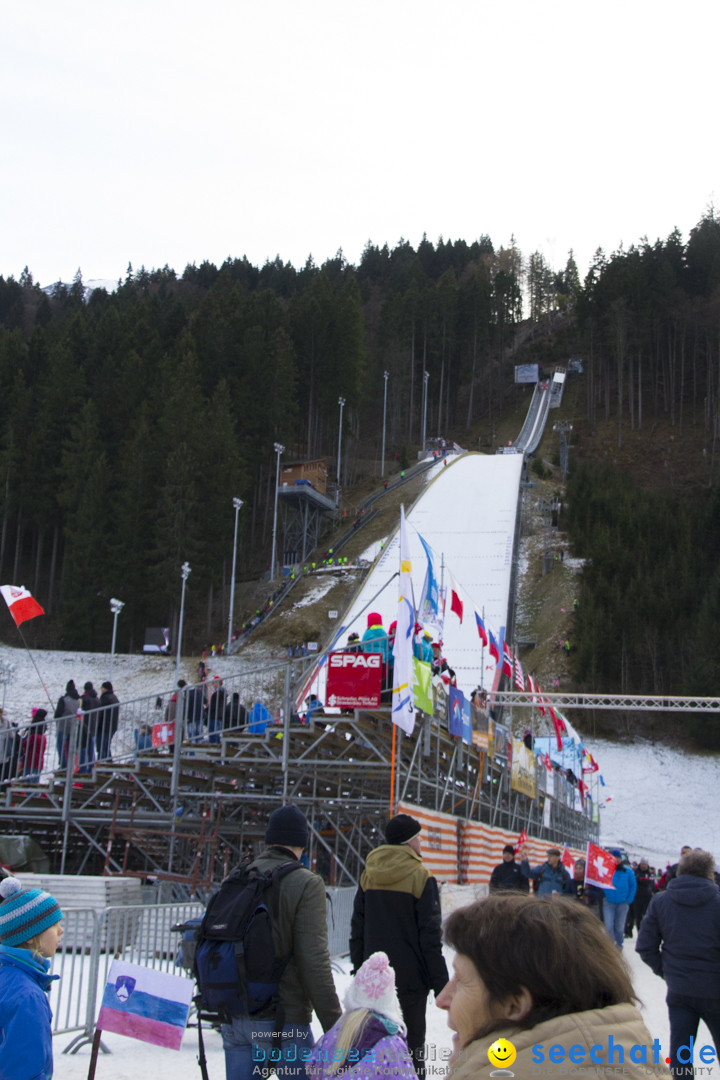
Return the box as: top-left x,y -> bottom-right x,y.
0,875 -> 64,1080
306,952 -> 415,1079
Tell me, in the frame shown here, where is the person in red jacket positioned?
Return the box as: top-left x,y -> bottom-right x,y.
21,709 -> 47,782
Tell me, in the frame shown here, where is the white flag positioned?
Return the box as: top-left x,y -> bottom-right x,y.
392,507 -> 416,735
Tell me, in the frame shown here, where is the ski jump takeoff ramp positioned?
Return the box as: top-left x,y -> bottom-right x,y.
301,451 -> 525,705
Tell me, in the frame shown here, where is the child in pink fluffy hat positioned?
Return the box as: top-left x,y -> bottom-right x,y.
305,951 -> 415,1079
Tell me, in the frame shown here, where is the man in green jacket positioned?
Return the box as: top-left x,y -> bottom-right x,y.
221,804 -> 340,1079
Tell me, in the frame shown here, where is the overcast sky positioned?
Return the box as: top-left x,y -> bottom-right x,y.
2,0 -> 717,289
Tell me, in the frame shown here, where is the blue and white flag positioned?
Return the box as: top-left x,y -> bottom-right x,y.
417,531 -> 439,622
392,507 -> 416,735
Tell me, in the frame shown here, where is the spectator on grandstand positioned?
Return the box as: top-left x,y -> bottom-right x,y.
225,692 -> 247,731
207,676 -> 227,744
362,613 -> 389,663
431,642 -> 456,686
97,681 -> 120,763
20,709 -> 47,783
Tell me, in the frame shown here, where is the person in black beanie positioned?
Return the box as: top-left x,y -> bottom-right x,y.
349,813 -> 449,1079
220,804 -> 340,1080
489,844 -> 530,893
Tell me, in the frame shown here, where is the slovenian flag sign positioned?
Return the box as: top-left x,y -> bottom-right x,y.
0,585 -> 45,627
97,960 -> 194,1050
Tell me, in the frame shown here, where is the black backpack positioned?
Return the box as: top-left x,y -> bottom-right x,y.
193,859 -> 303,1022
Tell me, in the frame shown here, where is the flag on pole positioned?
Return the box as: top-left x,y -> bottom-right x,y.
516,828 -> 528,851
549,706 -> 566,751
474,610 -> 487,647
97,960 -> 193,1050
585,842 -> 617,890
514,655 -> 525,692
0,585 -> 45,627
417,532 -> 439,621
561,847 -> 574,871
392,507 -> 416,735
502,641 -> 513,678
448,572 -> 464,624
488,630 -> 500,664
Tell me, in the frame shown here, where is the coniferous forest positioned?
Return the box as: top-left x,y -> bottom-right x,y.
1,211 -> 720,717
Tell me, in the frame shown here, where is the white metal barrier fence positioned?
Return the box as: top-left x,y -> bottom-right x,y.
54,893 -> 355,1054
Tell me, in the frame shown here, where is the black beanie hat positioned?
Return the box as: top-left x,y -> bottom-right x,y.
385,813 -> 421,845
503,844 -> 516,855
265,805 -> 309,849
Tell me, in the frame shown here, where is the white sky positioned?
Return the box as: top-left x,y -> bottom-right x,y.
1,0 -> 718,288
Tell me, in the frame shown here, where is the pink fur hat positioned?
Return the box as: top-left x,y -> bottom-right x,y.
344,952 -> 405,1031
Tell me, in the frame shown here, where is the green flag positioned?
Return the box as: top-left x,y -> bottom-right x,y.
413,657 -> 433,714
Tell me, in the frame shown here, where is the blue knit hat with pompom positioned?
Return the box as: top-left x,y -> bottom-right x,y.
0,876 -> 63,946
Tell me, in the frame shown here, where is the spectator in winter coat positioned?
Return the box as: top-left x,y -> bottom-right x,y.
224,692 -> 247,731
625,859 -> 657,937
306,951 -> 415,1080
21,709 -> 47,782
519,846 -> 572,897
489,845 -> 530,892
603,849 -> 637,949
78,681 -> 99,774
220,805 -> 340,1080
53,680 -> 80,769
0,709 -> 17,783
97,681 -> 120,763
664,846 -> 692,886
636,848 -> 720,1077
361,613 -> 389,663
438,892 -> 669,1079
0,875 -> 64,1080
207,677 -> 226,743
350,813 -> 449,1079
183,682 -> 206,742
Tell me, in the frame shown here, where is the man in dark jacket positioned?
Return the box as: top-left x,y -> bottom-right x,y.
221,804 -> 340,1080
489,844 -> 530,892
350,813 -> 449,1078
97,681 -> 120,763
636,848 -> 720,1077
54,680 -> 80,769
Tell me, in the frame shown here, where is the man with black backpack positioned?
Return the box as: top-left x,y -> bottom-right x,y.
203,804 -> 340,1079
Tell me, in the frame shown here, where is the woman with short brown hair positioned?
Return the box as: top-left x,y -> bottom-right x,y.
438,892 -> 669,1077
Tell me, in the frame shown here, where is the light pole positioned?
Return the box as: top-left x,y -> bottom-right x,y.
270,443 -> 284,581
109,598 -> 124,681
227,497 -> 243,654
175,561 -> 191,685
381,371 -> 389,478
336,396 -> 345,505
422,370 -> 430,452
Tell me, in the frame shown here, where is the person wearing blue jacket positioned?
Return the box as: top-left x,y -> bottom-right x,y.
603,849 -> 638,949
0,875 -> 64,1080
518,846 -> 572,896
361,612 -> 389,663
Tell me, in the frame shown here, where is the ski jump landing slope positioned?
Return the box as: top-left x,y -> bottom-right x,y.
304,452 -> 524,704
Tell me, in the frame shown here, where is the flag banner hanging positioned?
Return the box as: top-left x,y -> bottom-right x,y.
461,697 -> 473,745
412,657 -> 433,715
97,960 -> 193,1050
517,828 -> 528,850
392,507 -> 416,735
474,610 -> 487,647
416,532 -> 439,621
0,585 -> 45,627
488,630 -> 500,664
514,655 -> 525,692
585,841 -> 617,890
449,686 -> 464,737
502,641 -> 513,678
448,572 -> 464,623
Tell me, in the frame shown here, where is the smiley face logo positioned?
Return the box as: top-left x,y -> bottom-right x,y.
488,1038 -> 517,1070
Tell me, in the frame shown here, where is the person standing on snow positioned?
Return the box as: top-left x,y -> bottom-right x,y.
350,813 -> 448,1079
489,845 -> 530,893
518,845 -> 572,897
602,849 -> 637,948
636,848 -> 720,1077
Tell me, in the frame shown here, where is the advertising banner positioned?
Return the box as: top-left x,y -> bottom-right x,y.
514,363 -> 539,384
326,651 -> 382,708
510,737 -> 537,798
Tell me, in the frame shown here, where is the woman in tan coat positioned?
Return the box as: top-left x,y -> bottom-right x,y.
437,892 -> 670,1078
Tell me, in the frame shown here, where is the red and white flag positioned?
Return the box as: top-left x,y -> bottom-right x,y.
502,641 -> 513,678
0,585 -> 45,627
561,847 -> 574,871
448,573 -> 464,624
514,656 -> 525,692
585,841 -> 617,889
516,828 -> 528,851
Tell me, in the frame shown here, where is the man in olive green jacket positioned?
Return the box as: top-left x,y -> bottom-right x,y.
350,813 -> 449,1079
221,804 -> 340,1079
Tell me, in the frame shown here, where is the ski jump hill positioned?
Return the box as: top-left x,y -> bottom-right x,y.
301,451 -> 525,705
